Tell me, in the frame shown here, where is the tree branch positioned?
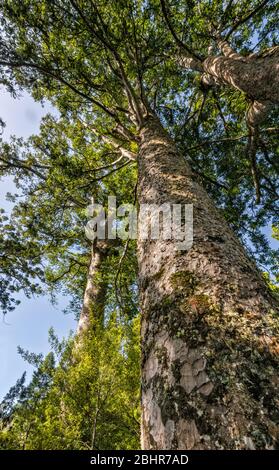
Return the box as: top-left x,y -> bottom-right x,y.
0,59 -> 118,121
225,0 -> 270,40
160,0 -> 202,61
246,128 -> 261,204
0,156 -> 46,180
91,127 -> 137,161
78,160 -> 135,190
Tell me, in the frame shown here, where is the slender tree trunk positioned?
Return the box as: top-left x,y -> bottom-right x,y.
138,115 -> 279,450
77,243 -> 108,335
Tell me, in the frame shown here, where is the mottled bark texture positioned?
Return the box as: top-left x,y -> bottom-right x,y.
179,43 -> 279,129
77,242 -> 109,335
203,49 -> 279,104
138,116 -> 279,450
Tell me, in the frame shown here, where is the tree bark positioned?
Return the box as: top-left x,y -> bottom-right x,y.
77,243 -> 108,335
180,47 -> 279,105
138,115 -> 279,450
202,53 -> 279,105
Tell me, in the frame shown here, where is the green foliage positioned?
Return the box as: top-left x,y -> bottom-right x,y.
0,208 -> 43,313
0,0 -> 278,450
0,113 -> 138,316
0,314 -> 140,450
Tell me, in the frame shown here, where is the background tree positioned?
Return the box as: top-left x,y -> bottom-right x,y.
0,112 -> 140,449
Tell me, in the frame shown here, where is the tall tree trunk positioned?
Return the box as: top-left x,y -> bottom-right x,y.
77,242 -> 108,335
138,115 -> 279,450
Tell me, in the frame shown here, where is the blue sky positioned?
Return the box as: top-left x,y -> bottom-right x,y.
0,90 -> 76,399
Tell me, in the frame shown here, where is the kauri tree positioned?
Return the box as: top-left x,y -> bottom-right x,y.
0,0 -> 278,449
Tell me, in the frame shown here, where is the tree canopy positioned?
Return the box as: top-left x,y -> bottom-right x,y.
0,0 -> 278,451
